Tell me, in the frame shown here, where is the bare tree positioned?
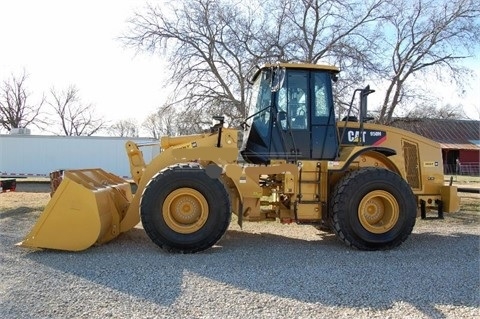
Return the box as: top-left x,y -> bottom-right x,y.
142,104 -> 177,139
48,86 -> 106,136
375,0 -> 480,123
125,0 -> 478,126
109,118 -> 139,137
253,0 -> 390,117
175,108 -> 213,135
125,0 -> 388,125
142,102 -> 213,139
126,0 -> 256,125
270,0 -> 386,65
405,103 -> 467,119
0,71 -> 45,132
142,113 -> 162,139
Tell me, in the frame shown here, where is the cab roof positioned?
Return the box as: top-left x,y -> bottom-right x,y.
250,62 -> 340,83
262,62 -> 340,73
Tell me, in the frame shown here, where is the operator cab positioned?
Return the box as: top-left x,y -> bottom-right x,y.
241,63 -> 340,164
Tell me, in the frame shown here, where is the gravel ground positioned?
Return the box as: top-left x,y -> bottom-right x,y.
0,189 -> 479,319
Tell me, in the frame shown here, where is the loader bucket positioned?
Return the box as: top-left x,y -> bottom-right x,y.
19,169 -> 133,251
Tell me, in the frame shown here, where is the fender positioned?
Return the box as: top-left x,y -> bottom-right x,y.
335,146 -> 397,172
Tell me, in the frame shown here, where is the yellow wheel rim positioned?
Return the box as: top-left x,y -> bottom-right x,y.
358,190 -> 399,234
163,188 -> 209,234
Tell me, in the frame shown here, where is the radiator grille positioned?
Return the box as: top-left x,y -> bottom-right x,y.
402,140 -> 421,189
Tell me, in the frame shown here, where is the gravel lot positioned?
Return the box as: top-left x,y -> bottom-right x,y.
1,186 -> 479,319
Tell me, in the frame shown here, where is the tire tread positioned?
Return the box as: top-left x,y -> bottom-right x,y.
330,167 -> 416,250
141,163 -> 231,253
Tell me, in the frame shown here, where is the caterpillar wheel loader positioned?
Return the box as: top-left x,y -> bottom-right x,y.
19,63 -> 460,253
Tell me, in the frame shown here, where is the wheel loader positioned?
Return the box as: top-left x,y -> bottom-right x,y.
19,62 -> 460,252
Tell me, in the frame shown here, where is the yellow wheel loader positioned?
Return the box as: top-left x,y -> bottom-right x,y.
19,63 -> 460,252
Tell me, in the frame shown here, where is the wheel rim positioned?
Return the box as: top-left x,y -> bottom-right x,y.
163,188 -> 209,234
358,190 -> 399,234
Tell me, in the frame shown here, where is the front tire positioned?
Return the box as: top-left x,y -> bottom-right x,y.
140,164 -> 231,253
330,167 -> 416,250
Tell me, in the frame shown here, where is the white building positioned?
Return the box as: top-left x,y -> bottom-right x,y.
0,133 -> 160,178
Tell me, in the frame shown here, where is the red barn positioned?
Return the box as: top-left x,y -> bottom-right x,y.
389,119 -> 480,175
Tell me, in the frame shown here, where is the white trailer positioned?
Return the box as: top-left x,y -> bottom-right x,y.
0,134 -> 160,178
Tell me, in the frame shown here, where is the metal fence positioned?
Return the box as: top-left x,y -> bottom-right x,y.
444,162 -> 480,176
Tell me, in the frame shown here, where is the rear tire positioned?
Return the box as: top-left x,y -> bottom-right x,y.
140,164 -> 231,253
330,167 -> 416,250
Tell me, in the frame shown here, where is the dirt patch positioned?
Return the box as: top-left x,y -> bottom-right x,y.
0,192 -> 50,211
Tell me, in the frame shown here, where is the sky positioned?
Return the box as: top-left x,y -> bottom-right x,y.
0,0 -> 479,136
0,0 -> 170,135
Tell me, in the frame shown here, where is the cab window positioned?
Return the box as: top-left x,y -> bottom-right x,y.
276,71 -> 308,130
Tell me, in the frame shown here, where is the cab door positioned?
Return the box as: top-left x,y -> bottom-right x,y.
310,72 -> 338,159
273,70 -> 311,159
